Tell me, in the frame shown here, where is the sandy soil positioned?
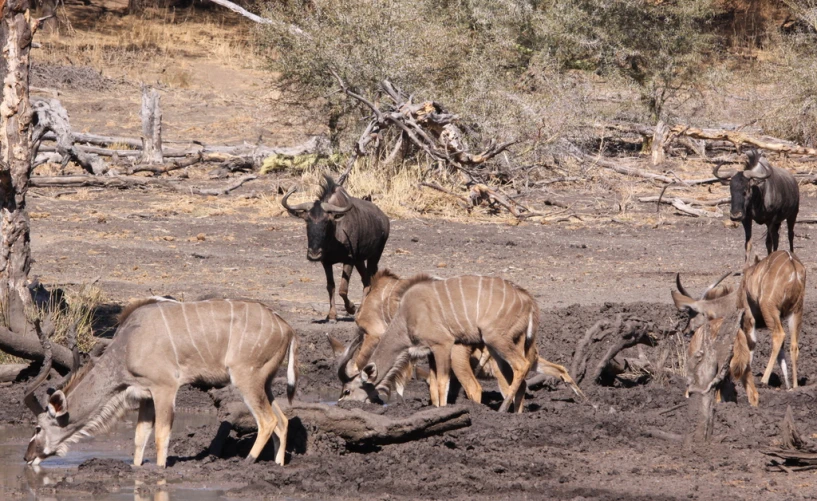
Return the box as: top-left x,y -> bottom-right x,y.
1,177 -> 817,500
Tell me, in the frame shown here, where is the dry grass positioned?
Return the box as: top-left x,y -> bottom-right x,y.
36,8 -> 264,83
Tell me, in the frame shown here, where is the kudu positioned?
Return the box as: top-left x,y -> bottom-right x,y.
673,250 -> 806,404
713,149 -> 799,262
338,274 -> 539,413
23,298 -> 298,467
330,270 -> 580,406
281,175 -> 390,322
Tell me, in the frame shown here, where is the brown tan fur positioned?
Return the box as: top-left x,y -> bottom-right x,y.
673,251 -> 806,405
24,299 -> 298,468
349,274 -> 539,413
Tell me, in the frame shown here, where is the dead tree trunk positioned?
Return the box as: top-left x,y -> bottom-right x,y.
140,86 -> 163,165
1,0 -> 36,335
650,120 -> 669,167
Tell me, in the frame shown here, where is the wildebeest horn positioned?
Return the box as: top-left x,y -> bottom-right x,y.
675,273 -> 692,299
24,319 -> 53,416
280,187 -> 312,213
743,155 -> 772,180
712,163 -> 734,180
336,336 -> 361,383
320,202 -> 353,214
700,271 -> 733,300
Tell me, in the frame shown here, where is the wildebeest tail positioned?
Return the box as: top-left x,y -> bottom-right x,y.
286,335 -> 298,404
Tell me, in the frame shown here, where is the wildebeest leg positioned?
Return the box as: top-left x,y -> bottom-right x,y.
355,260 -> 372,296
787,216 -> 796,253
338,262 -> 356,315
133,399 -> 155,466
323,261 -> 338,322
742,219 -> 753,262
768,221 -> 782,254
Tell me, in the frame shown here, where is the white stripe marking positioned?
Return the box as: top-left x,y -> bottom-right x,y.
157,304 -> 180,369
181,303 -> 206,363
459,277 -> 474,333
444,279 -> 466,334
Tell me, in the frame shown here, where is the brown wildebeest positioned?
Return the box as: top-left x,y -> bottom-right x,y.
282,175 -> 390,322
23,297 -> 298,467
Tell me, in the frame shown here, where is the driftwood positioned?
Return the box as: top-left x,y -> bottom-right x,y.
670,199 -> 723,218
763,406 -> 817,472
140,86 -> 163,164
0,363 -> 29,383
639,195 -> 730,207
577,152 -> 718,186
208,386 -> 470,453
207,0 -> 307,37
29,174 -> 258,195
570,314 -> 659,385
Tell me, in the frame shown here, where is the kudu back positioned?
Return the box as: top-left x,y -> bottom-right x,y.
343,274 -> 539,413
24,298 -> 298,467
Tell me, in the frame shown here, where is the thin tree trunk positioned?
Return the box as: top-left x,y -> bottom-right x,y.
1,0 -> 35,334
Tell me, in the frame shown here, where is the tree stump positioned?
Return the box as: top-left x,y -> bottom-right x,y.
140,86 -> 163,165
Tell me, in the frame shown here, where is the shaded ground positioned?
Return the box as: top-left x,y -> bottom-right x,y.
2,179 -> 817,500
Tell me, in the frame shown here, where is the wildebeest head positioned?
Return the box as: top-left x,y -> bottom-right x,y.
281,176 -> 353,261
713,150 -> 772,222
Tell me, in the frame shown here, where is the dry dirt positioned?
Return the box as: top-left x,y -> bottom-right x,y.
2,177 -> 817,500
5,2 -> 817,500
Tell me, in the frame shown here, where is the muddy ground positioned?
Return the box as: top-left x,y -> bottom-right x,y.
1,176 -> 817,500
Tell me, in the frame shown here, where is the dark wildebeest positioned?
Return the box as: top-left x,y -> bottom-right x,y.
281,175 -> 390,322
714,149 -> 799,262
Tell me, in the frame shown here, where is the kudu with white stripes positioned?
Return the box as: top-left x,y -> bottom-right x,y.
23,298 -> 298,467
331,270 -> 580,405
673,250 -> 806,403
342,273 -> 539,413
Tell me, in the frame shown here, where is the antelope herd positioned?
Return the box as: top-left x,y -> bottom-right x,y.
20,149 -> 809,467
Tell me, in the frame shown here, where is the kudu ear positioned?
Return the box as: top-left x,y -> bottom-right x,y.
326,334 -> 346,357
47,390 -> 68,419
671,290 -> 701,314
361,363 -> 377,383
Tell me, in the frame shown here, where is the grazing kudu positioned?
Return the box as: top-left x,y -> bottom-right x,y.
330,269 -> 580,405
281,175 -> 390,322
673,251 -> 806,403
23,298 -> 298,467
340,274 -> 539,413
713,149 -> 799,262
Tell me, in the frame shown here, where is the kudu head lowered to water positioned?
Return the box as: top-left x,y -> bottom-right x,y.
23,298 -> 298,467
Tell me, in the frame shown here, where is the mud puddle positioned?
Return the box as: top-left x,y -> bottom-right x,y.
0,413 -> 237,500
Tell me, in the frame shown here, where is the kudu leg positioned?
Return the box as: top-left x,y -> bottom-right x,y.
760,307 -> 789,388
450,345 -> 482,403
426,353 -> 440,407
233,372 -> 278,463
269,400 -> 289,466
430,346 -> 453,407
488,340 -> 532,414
133,399 -> 155,466
152,387 -> 178,468
789,312 -> 803,389
323,262 -> 338,322
338,263 -> 356,315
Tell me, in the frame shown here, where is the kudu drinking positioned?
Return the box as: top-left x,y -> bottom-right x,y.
281,175 -> 390,322
713,149 -> 799,262
339,274 -> 539,413
331,269 -> 580,406
673,250 -> 806,404
23,298 -> 298,467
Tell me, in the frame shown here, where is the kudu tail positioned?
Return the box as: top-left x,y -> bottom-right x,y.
286,335 -> 298,404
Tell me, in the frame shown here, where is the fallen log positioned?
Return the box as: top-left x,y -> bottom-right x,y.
0,363 -> 29,383
638,196 -> 730,206
671,199 -> 723,218
286,402 -> 471,446
29,174 -> 258,195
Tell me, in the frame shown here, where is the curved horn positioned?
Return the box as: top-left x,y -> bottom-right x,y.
675,273 -> 693,299
712,163 -> 734,181
700,271 -> 733,300
280,187 -> 312,214
336,337 -> 361,384
743,157 -> 772,180
320,202 -> 353,214
23,319 -> 53,416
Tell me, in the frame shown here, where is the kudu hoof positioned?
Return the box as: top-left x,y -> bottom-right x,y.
245,454 -> 258,464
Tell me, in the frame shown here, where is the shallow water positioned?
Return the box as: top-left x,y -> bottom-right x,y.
0,413 -> 232,500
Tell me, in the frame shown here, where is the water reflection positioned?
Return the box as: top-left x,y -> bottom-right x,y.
0,414 -> 229,501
